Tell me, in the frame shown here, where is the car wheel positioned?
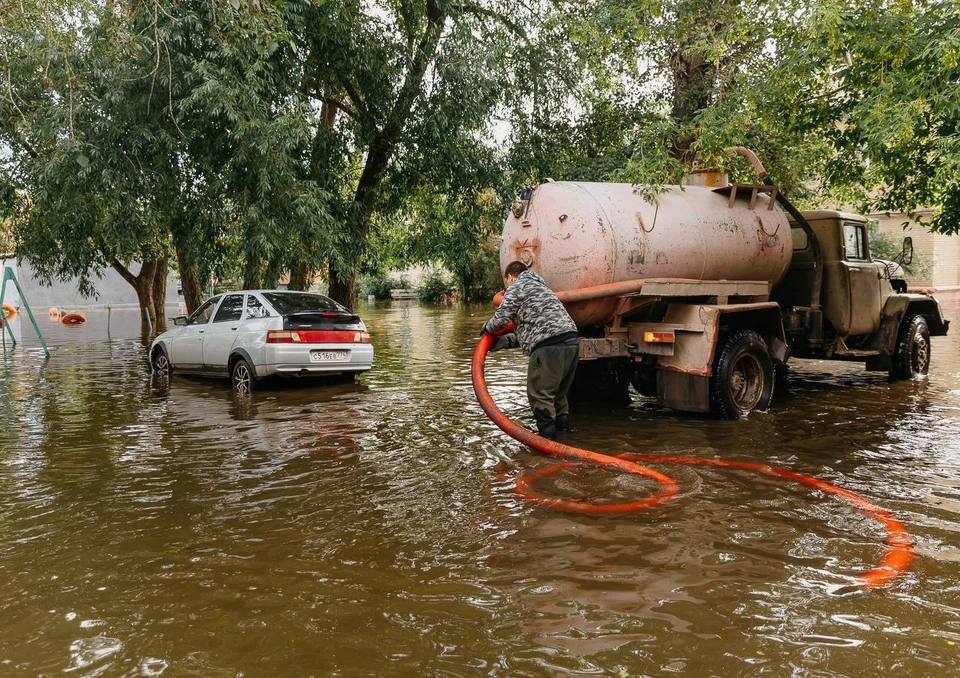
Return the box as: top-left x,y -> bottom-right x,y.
890,314 -> 930,379
152,348 -> 171,377
231,357 -> 256,394
710,330 -> 774,419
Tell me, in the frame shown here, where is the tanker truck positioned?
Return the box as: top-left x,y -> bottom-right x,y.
500,149 -> 950,418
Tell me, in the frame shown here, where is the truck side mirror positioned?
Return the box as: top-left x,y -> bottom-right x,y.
901,236 -> 913,266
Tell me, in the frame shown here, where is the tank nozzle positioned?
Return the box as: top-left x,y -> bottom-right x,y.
724,147 -> 767,179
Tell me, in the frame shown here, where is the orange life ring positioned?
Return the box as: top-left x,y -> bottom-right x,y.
61,312 -> 87,325
1,302 -> 16,322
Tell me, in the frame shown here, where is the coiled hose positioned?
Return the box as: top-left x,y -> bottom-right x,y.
472,326 -> 912,587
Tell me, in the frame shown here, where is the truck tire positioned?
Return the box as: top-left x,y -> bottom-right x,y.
890,314 -> 930,379
710,330 -> 775,419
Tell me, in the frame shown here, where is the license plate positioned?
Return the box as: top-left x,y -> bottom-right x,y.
310,350 -> 347,362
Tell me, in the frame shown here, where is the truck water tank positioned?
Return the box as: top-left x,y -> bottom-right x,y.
501,182 -> 793,326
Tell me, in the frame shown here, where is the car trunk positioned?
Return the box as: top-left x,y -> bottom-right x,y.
282,311 -> 363,331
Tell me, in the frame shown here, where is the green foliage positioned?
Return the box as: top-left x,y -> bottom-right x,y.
357,274 -> 403,301
867,222 -> 932,278
458,236 -> 504,303
738,1 -> 960,229
3,0 -> 958,315
416,269 -> 455,304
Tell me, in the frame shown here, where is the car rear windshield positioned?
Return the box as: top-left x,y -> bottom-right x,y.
262,292 -> 347,315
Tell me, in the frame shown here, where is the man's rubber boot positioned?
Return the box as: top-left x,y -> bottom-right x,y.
556,414 -> 572,433
536,419 -> 558,440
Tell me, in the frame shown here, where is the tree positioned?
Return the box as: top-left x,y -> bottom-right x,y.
1,0 -> 176,329
766,0 -> 960,232
288,0 -> 524,307
1,0 -> 329,322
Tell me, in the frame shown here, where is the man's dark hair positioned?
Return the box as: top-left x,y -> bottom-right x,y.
504,261 -> 528,278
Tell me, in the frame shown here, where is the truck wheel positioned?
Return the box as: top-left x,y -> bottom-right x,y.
890,314 -> 930,379
710,330 -> 774,419
231,357 -> 256,394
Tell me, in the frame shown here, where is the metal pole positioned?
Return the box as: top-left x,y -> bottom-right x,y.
0,267 -> 17,349
1,266 -> 49,359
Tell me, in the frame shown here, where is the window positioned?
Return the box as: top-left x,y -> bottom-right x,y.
791,227 -> 808,251
213,294 -> 245,323
245,295 -> 269,319
261,292 -> 346,315
843,223 -> 868,260
189,296 -> 220,325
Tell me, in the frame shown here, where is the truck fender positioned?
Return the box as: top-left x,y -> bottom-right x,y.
655,302 -> 786,378
882,294 -> 950,338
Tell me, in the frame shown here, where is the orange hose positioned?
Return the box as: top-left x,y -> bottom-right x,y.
473,328 -> 679,511
472,324 -> 912,587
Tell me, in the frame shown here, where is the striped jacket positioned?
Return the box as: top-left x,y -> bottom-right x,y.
485,270 -> 578,355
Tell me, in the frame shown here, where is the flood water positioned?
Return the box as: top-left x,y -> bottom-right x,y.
1,297 -> 959,676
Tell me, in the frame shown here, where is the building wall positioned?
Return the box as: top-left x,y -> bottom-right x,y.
0,257 -> 180,311
872,211 -> 960,291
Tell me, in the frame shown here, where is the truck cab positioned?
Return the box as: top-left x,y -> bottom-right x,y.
773,210 -> 949,371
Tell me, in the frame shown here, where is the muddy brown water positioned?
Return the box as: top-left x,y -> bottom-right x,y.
1,298 -> 959,676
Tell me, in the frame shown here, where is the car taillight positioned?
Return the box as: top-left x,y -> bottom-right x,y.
267,330 -> 303,343
267,330 -> 371,344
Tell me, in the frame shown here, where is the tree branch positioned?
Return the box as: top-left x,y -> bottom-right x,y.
11,133 -> 39,159
340,78 -> 370,122
801,84 -> 851,104
318,96 -> 357,121
353,0 -> 447,215
451,2 -> 529,41
112,258 -> 137,287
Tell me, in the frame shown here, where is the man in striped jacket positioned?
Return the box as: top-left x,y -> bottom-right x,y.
481,261 -> 579,439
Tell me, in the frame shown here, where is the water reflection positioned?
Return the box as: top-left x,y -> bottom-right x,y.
0,298 -> 958,675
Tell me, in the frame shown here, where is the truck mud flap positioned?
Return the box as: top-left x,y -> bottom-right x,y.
657,370 -> 710,413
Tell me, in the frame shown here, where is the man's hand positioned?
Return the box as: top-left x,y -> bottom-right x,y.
479,321 -> 489,336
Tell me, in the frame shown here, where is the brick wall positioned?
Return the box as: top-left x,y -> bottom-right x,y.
872,211 -> 960,291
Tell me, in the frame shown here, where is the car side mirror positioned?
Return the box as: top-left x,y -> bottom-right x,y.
173,316 -> 188,326
901,236 -> 913,266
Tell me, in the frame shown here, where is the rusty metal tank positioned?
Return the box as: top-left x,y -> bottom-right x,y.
501,181 -> 793,326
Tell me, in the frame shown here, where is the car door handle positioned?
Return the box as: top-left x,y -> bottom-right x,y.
231,327 -> 238,331
198,329 -> 205,333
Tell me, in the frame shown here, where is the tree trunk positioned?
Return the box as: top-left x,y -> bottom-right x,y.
112,257 -> 168,335
242,253 -> 262,291
151,256 -> 168,333
322,2 -> 446,311
328,260 -> 355,311
175,241 -> 203,314
288,261 -> 312,291
263,257 -> 282,290
670,49 -> 718,161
